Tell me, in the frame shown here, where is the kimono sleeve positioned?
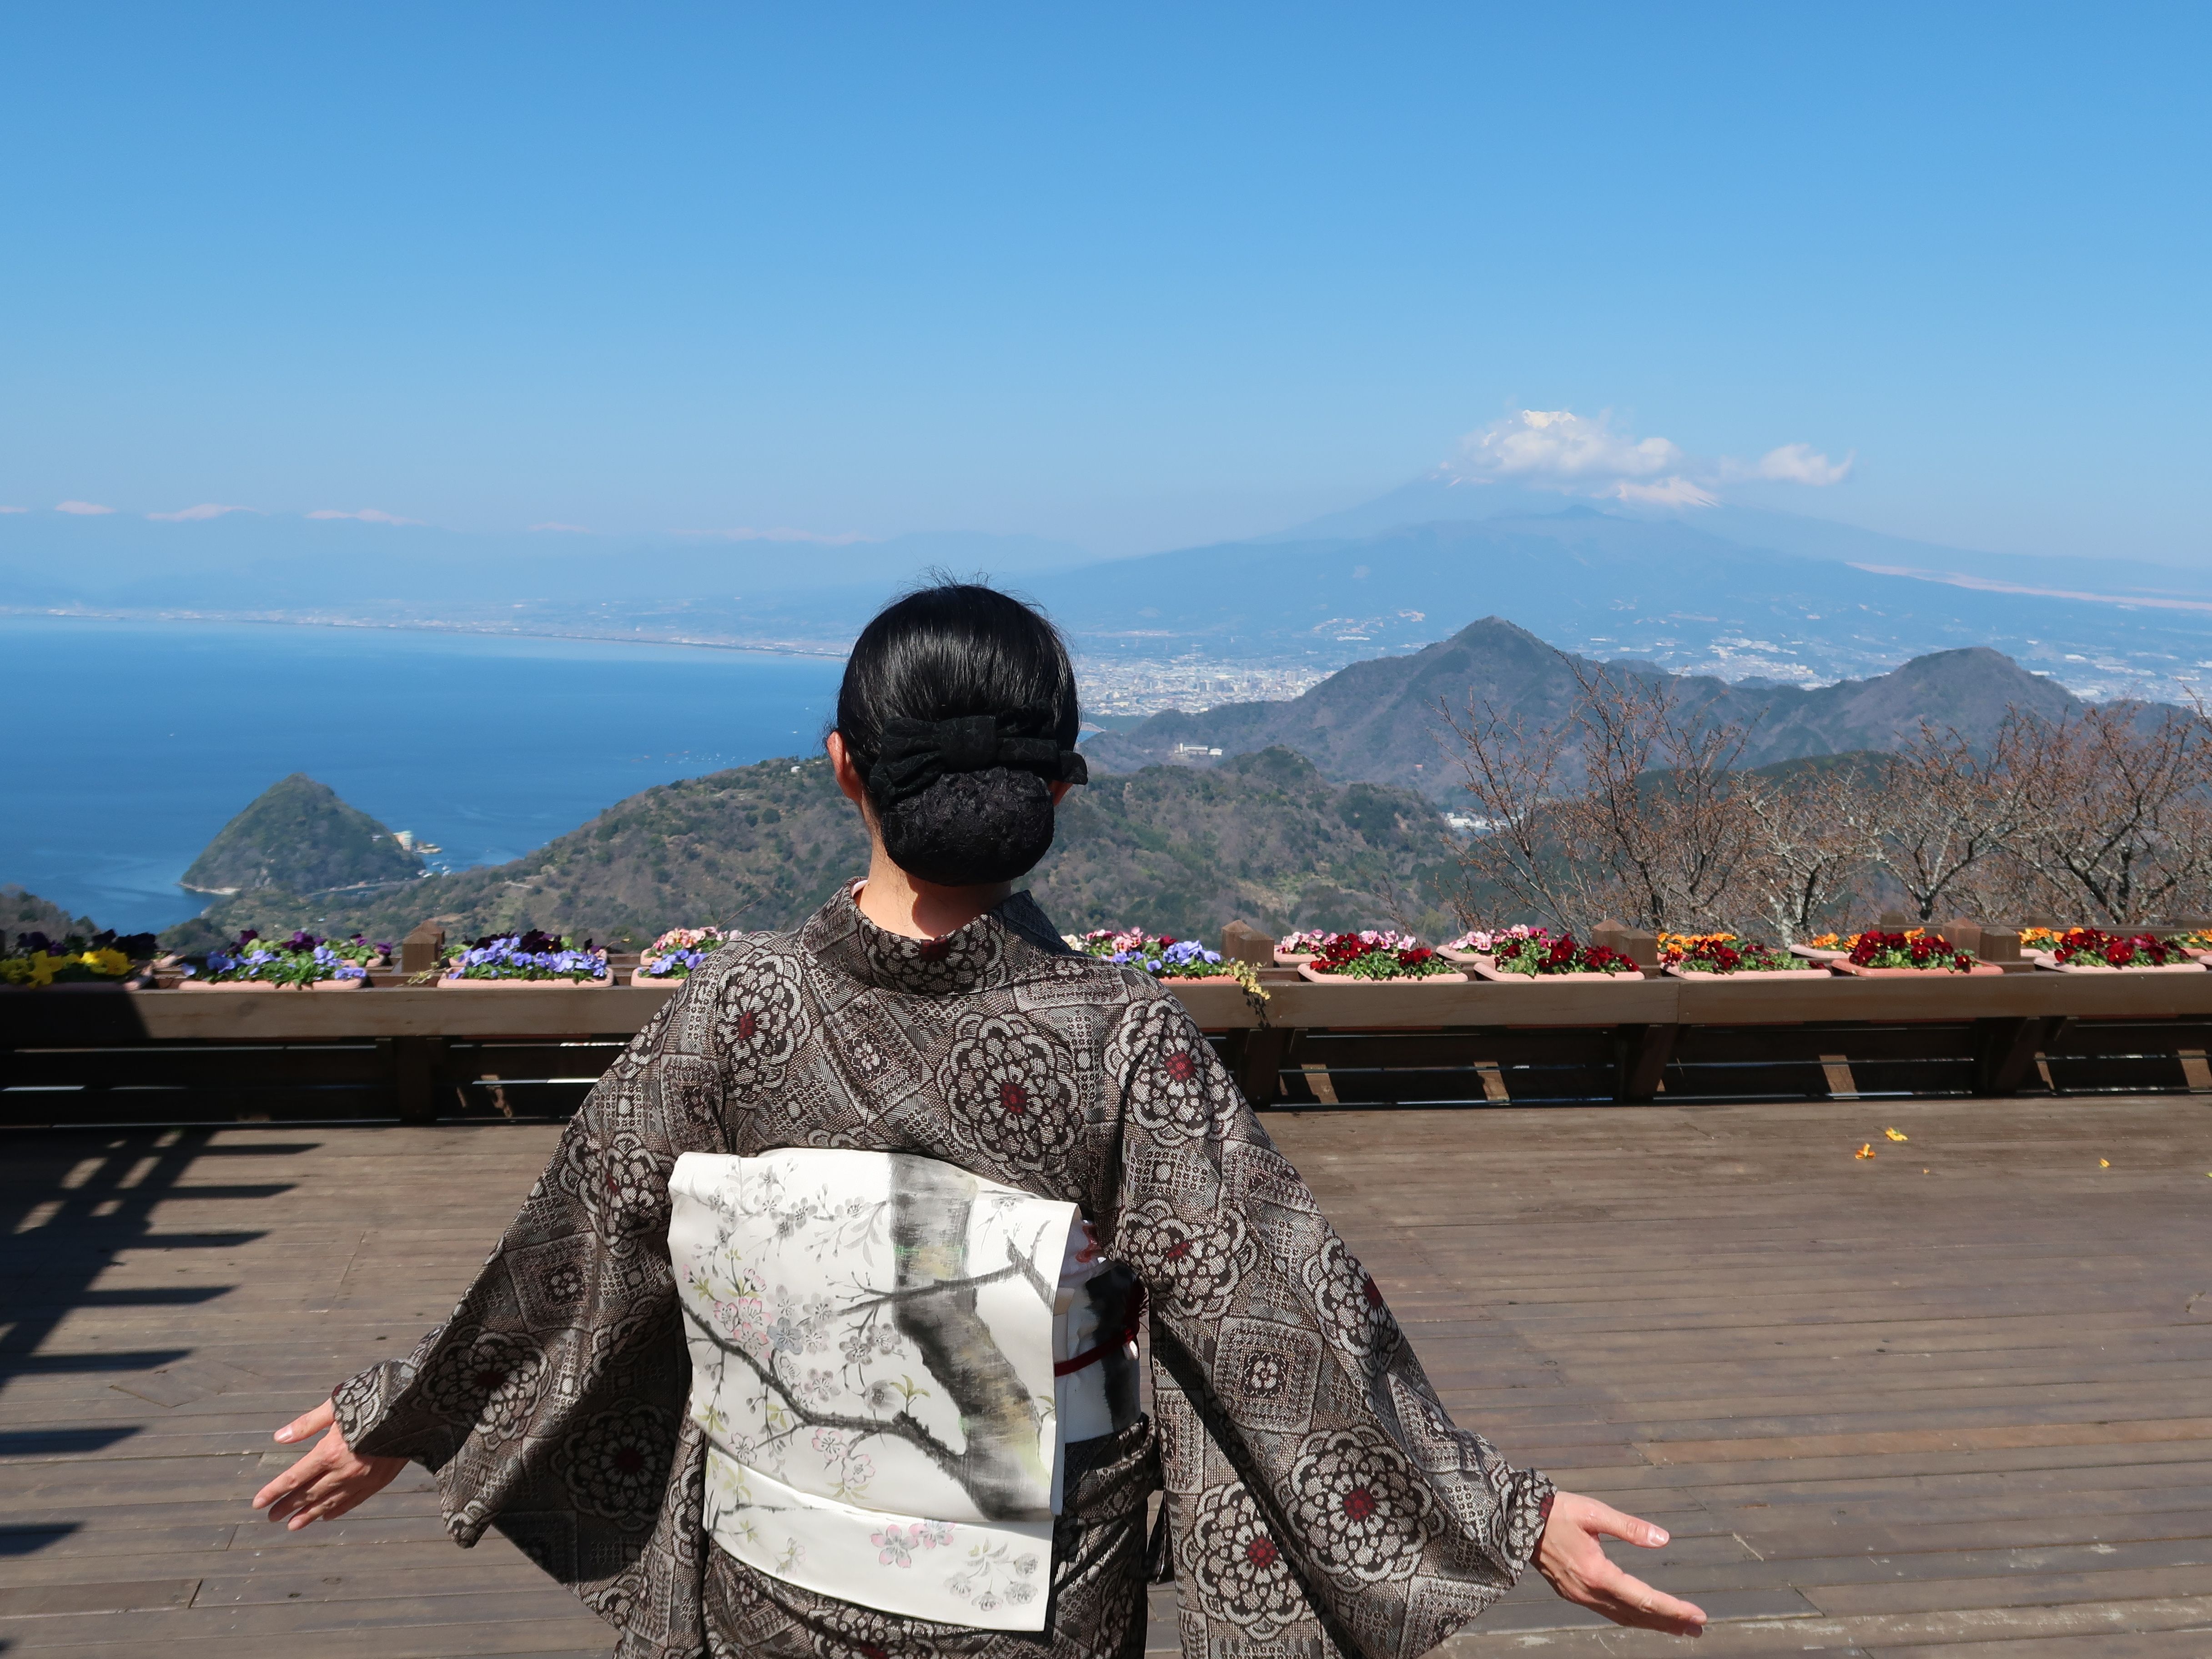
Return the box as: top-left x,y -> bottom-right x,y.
1106,993 -> 1553,1659
331,987 -> 731,1654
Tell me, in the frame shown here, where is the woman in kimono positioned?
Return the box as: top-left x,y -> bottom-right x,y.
253,583 -> 1706,1656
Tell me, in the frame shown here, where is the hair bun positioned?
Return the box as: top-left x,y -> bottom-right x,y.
877,768 -> 1057,886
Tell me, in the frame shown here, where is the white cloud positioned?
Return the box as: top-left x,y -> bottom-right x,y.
0,506 -> 26,515
1747,442 -> 1853,486
672,525 -> 876,545
306,507 -> 423,525
1607,476 -> 1719,508
1453,409 -> 1683,483
1444,409 -> 1852,507
147,502 -> 256,522
529,522 -> 591,533
55,500 -> 115,515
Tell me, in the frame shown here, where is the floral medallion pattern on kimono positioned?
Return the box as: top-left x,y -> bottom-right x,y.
333,884 -> 1552,1659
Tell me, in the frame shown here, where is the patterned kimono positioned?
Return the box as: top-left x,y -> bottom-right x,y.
335,885 -> 1553,1659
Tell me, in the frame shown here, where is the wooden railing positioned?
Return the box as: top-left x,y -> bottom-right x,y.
9,962 -> 2212,1125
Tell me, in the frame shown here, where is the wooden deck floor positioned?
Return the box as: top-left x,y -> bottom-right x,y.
2,1097 -> 2208,1657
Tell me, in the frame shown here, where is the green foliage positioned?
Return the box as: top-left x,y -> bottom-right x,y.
179,774 -> 424,898
162,747 -> 1465,951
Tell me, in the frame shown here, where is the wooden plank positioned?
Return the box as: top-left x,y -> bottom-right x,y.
4,1096 -> 2211,1653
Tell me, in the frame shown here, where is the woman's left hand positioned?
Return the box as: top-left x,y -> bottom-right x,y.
1534,1489 -> 1708,1638
251,1399 -> 409,1530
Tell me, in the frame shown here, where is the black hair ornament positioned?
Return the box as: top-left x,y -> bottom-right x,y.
865,715 -> 1088,807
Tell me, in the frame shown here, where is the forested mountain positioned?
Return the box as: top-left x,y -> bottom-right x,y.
4,885 -> 98,941
161,750 -> 1463,952
1081,618 -> 2082,801
180,774 -> 424,896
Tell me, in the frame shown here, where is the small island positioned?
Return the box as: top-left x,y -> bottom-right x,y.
181,774 -> 426,899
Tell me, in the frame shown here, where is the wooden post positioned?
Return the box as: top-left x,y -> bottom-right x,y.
1593,919 -> 1659,974
400,922 -> 447,979
1232,1027 -> 1291,1107
392,1035 -> 443,1124
1975,925 -> 2025,966
1614,1023 -> 1680,1103
1218,921 -> 1274,968
1937,918 -> 1985,955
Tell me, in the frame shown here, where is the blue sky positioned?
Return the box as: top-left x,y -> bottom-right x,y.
3,3 -> 2205,560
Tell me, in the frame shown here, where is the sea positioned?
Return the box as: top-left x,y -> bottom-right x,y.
8,616 -> 846,934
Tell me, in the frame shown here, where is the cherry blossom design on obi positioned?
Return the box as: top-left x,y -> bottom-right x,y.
1302,1232 -> 1401,1360
1110,998 -> 1220,1148
1183,1480 -> 1307,1639
669,1148 -> 1078,1631
938,1010 -> 1083,1176
1285,1426 -> 1434,1586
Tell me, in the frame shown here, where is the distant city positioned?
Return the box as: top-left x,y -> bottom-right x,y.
1075,657 -> 1333,718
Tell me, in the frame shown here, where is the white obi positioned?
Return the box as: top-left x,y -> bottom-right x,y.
669,1149 -> 1135,1631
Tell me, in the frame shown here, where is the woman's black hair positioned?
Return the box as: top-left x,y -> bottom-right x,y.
835,581 -> 1082,886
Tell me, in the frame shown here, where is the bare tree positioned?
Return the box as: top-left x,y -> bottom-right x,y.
1436,657 -> 1757,935
1870,718 -> 2046,922
1557,660 -> 1757,933
2005,703 -> 2212,925
1734,759 -> 1882,944
1433,694 -> 1598,934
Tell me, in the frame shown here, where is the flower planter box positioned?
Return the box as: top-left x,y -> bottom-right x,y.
628,970 -> 689,987
1297,965 -> 1468,984
1788,945 -> 1849,963
1272,950 -> 1317,967
1158,974 -> 1244,987
1663,965 -> 1833,980
1436,947 -> 1489,965
181,977 -> 367,991
2027,952 -> 2207,974
1466,959 -> 1632,984
438,974 -> 611,988
1829,961 -> 2005,978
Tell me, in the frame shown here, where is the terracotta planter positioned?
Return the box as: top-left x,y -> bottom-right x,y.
1437,947 -> 1490,964
1788,945 -> 1849,963
438,973 -> 611,988
1272,950 -> 1317,967
181,976 -> 367,991
1297,964 -> 1468,984
628,970 -> 688,987
1663,964 -> 1833,980
1159,974 -> 1243,987
1829,961 -> 2005,978
1468,959 -> 1635,983
2027,951 -> 2207,974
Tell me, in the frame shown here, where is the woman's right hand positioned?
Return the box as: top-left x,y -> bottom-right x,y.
1534,1490 -> 1708,1638
251,1399 -> 409,1531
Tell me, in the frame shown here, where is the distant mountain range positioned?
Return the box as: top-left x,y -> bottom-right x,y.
1041,508 -> 2212,702
9,483 -> 2212,702
1081,618 -> 2083,801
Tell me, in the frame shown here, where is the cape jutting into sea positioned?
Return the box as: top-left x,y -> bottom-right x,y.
8,616 -> 846,933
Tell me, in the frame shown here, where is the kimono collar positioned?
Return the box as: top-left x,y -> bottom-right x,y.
803,880 -> 1071,997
